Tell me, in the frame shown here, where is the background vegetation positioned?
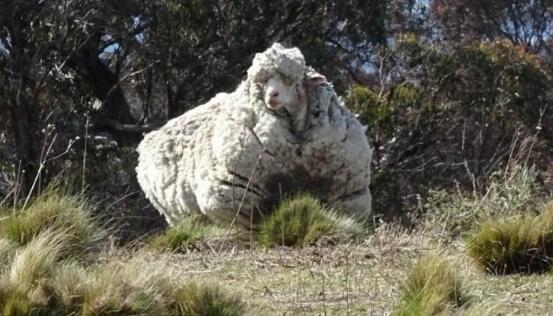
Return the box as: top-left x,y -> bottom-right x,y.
2,0 -> 553,314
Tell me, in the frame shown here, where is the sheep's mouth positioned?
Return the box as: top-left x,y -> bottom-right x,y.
266,101 -> 280,110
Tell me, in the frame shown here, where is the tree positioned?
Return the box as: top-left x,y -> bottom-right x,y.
431,0 -> 553,53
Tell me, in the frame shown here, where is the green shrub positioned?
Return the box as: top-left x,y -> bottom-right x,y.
0,189 -> 104,257
393,256 -> 467,316
148,215 -> 224,252
173,282 -> 245,316
258,194 -> 363,247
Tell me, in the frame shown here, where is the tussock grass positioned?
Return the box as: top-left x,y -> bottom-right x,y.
0,187 -> 246,315
0,189 -> 105,258
174,282 -> 245,316
467,199 -> 553,275
1,291 -> 34,316
148,215 -> 224,252
258,194 -> 363,247
466,217 -> 551,274
393,256 -> 467,316
9,229 -> 70,292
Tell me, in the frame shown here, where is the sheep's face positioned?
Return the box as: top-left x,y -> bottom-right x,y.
263,73 -> 305,112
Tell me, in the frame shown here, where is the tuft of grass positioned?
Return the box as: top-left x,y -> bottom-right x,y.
0,189 -> 104,257
2,291 -> 35,316
9,229 -> 70,293
467,210 -> 553,274
258,194 -> 363,247
392,256 -> 467,316
173,282 -> 246,316
0,238 -> 16,269
48,253 -> 246,316
148,215 -> 224,252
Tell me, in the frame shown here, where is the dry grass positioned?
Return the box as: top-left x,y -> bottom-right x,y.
142,223 -> 553,315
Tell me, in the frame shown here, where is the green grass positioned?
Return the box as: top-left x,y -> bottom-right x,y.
0,189 -> 105,259
8,229 -> 70,292
148,215 -> 224,252
392,256 -> 467,316
173,283 -> 246,316
2,291 -> 34,316
258,194 -> 364,247
466,198 -> 553,275
0,187 -> 246,315
466,217 -> 550,274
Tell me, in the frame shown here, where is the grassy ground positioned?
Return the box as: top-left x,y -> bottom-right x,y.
136,224 -> 553,315
3,166 -> 552,315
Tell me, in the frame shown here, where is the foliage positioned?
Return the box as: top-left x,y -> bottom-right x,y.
258,194 -> 363,247
346,35 -> 552,216
431,0 -> 553,53
392,256 -> 467,316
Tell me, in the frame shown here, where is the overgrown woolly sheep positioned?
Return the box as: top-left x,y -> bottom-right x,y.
136,43 -> 372,227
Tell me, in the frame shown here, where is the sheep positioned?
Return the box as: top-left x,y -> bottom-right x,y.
136,43 -> 372,227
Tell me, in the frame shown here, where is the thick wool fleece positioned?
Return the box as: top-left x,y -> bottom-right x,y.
136,43 -> 372,227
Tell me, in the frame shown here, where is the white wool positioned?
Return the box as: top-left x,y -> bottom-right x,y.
136,43 -> 372,226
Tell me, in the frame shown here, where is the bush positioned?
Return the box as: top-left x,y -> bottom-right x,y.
392,256 -> 467,316
0,189 -> 105,257
173,283 -> 246,316
148,215 -> 224,252
346,36 -> 552,217
258,194 -> 363,247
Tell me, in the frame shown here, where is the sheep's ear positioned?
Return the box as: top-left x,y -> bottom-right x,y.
308,73 -> 327,85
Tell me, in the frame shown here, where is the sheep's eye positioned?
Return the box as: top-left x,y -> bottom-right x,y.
282,77 -> 293,86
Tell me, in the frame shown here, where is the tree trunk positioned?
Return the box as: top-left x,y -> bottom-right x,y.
8,90 -> 37,198
69,35 -> 141,145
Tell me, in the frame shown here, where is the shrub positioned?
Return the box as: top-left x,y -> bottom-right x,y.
148,215 -> 224,252
0,189 -> 105,257
173,283 -> 246,316
258,194 -> 363,247
392,256 -> 467,316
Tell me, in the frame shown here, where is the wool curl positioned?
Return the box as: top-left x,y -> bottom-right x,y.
247,43 -> 306,83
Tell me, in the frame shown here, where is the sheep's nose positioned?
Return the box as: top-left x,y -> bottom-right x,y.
271,91 -> 279,98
